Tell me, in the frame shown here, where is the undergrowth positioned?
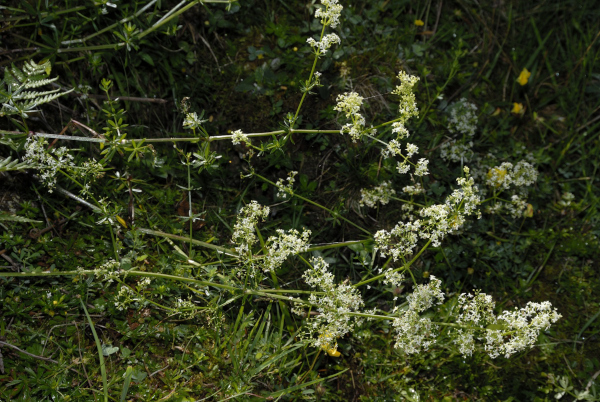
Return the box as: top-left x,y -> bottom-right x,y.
1,0 -> 599,401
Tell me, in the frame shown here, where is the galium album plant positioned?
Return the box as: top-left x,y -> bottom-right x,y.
3,0 -> 569,396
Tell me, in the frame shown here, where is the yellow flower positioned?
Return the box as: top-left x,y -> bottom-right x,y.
319,332 -> 341,357
511,102 -> 524,115
414,19 -> 424,26
517,68 -> 531,86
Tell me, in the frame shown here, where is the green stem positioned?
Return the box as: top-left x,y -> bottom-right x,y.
80,300 -> 108,402
0,5 -> 87,22
291,24 -> 326,127
138,228 -> 238,256
354,239 -> 432,288
61,0 -> 159,45
108,225 -> 120,262
306,239 -> 371,252
389,196 -> 426,208
187,160 -> 193,258
136,0 -> 234,40
253,173 -> 371,236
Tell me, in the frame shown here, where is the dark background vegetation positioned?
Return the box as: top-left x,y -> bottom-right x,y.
1,0 -> 599,400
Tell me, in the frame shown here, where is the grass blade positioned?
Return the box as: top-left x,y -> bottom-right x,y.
80,299 -> 109,402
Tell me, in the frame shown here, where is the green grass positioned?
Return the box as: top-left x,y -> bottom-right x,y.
1,0 -> 599,400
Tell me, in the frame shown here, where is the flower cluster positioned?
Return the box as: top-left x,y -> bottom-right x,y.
275,171 -> 298,199
182,112 -> 207,131
486,160 -> 538,190
440,139 -> 474,163
414,158 -> 429,176
557,192 -> 575,208
307,33 -> 341,56
454,293 -> 561,358
402,182 -> 424,195
374,220 -> 421,261
298,257 -> 364,355
392,276 -> 444,354
314,0 -> 343,28
391,71 -> 420,125
23,137 -> 105,194
231,129 -> 251,146
262,228 -> 311,273
379,71 -> 425,175
376,167 -> 481,259
231,201 -> 270,255
24,137 -> 74,192
359,181 -> 395,208
448,98 -> 478,137
334,92 -> 369,142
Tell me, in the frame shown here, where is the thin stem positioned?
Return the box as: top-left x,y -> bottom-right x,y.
306,239 -> 371,252
187,160 -> 193,258
389,196 -> 426,208
291,24 -> 326,127
253,173 -> 371,236
353,239 -> 432,288
138,228 -> 238,256
62,0 -> 159,45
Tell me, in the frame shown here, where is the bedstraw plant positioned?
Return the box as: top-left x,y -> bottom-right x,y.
1,0 -> 597,400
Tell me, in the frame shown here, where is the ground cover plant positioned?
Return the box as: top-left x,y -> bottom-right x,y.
1,0 -> 599,400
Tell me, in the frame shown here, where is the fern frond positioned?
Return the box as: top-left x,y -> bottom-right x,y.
23,59 -> 51,76
0,60 -> 70,118
8,63 -> 27,84
0,156 -> 31,172
0,212 -> 42,223
14,88 -> 61,101
24,76 -> 60,89
20,89 -> 73,111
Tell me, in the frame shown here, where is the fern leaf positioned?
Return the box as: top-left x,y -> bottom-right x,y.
9,63 -> 28,85
0,212 -> 42,223
15,88 -> 61,101
0,60 -> 70,118
23,59 -> 51,76
24,76 -> 59,89
20,89 -> 73,111
0,156 -> 31,172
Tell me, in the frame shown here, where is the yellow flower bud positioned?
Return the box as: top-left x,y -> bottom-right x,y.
414,19 -> 424,26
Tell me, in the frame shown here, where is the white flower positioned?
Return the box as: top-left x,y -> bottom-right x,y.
414,158 -> 429,176
359,181 -> 395,208
306,33 -> 341,55
391,276 -> 444,354
382,139 -> 403,158
262,228 -> 311,272
314,0 -> 343,28
402,182 -> 424,195
334,92 -> 368,142
405,143 -> 418,158
183,112 -> 207,131
452,292 -> 561,359
231,201 -> 270,255
448,98 -> 478,137
440,139 -> 474,163
486,160 -> 538,190
391,122 -> 410,139
275,171 -> 298,198
397,161 -> 410,174
299,257 -> 364,353
231,129 -> 250,146
391,71 -> 420,124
